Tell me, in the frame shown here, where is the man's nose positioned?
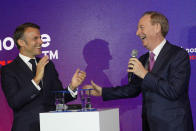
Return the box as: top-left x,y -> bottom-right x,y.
39,38 -> 43,45
136,29 -> 139,36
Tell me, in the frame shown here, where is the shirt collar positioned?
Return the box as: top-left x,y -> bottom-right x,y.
150,39 -> 166,60
19,53 -> 36,64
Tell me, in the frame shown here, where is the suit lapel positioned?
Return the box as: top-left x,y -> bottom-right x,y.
15,56 -> 34,77
140,52 -> 149,69
16,56 -> 45,86
151,41 -> 171,73
15,56 -> 46,91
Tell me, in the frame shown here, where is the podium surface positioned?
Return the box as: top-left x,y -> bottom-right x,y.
40,108 -> 119,131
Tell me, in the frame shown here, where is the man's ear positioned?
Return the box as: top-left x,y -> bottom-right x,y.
155,23 -> 161,34
17,39 -> 25,47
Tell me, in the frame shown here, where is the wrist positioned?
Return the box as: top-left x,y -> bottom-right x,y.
69,83 -> 77,91
142,70 -> 148,79
33,77 -> 40,85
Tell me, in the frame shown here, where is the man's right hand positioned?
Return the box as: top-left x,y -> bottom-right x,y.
83,81 -> 103,96
33,55 -> 49,85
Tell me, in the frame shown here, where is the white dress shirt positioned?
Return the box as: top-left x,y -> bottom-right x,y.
149,39 -> 166,61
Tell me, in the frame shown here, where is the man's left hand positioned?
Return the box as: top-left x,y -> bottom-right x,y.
70,69 -> 86,90
127,58 -> 148,79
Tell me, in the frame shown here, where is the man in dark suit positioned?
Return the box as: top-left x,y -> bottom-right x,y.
83,11 -> 194,131
1,23 -> 86,131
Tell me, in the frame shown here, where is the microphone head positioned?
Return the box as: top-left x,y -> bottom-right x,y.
131,49 -> 138,57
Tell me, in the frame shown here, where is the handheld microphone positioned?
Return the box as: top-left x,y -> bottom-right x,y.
128,49 -> 138,82
131,49 -> 138,58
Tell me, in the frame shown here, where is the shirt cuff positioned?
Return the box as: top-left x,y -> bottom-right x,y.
68,85 -> 77,98
31,79 -> 41,91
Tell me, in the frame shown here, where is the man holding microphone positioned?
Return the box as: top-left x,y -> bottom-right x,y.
83,11 -> 194,131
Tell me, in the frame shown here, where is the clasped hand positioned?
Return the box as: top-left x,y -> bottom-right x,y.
127,58 -> 148,79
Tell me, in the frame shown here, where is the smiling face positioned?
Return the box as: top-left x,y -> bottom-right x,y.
136,14 -> 162,51
18,27 -> 43,58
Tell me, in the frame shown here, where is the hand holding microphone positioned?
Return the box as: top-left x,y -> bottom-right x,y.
128,49 -> 148,80
128,50 -> 138,82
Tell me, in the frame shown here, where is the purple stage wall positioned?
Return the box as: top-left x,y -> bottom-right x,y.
0,0 -> 196,131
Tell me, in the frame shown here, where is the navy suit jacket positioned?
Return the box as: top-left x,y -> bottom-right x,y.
102,41 -> 194,131
1,56 -> 76,131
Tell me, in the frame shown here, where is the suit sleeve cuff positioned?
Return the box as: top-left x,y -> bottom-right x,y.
68,85 -> 77,98
31,79 -> 41,91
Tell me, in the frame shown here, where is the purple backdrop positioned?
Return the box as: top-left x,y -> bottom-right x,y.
0,0 -> 196,131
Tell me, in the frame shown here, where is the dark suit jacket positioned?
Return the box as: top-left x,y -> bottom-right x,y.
102,41 -> 194,131
1,56 -> 76,131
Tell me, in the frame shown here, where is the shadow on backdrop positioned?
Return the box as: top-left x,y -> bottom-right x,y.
83,39 -> 113,87
82,39 -> 114,108
82,39 -> 142,131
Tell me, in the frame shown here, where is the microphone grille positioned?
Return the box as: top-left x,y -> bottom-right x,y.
131,49 -> 138,57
